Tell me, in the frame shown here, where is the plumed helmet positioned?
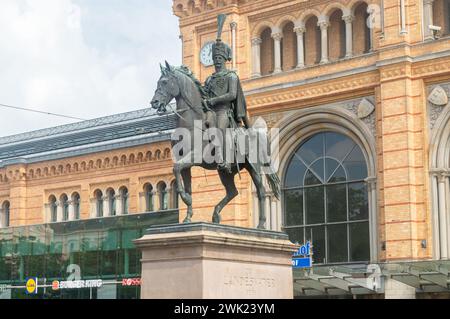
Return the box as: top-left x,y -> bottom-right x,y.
212,40 -> 232,61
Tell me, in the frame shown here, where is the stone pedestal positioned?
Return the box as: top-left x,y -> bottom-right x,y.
134,223 -> 297,299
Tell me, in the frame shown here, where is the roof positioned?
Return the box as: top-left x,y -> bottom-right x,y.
0,107 -> 177,167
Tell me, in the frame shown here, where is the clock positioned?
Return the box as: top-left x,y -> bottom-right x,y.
200,41 -> 214,67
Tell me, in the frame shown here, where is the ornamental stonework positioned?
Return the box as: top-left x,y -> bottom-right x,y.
428,82 -> 450,131
342,97 -> 377,137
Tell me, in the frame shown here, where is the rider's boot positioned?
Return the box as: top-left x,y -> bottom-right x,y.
218,162 -> 232,174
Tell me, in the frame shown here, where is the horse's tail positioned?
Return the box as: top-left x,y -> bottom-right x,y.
265,170 -> 281,200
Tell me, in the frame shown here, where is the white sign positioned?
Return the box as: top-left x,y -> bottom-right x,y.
52,279 -> 103,290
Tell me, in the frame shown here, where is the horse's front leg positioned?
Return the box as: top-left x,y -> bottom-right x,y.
173,163 -> 193,223
181,167 -> 193,223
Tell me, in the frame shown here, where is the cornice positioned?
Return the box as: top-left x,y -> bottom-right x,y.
246,70 -> 379,110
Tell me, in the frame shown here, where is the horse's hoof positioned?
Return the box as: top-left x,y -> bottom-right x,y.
212,213 -> 221,224
257,223 -> 266,230
183,217 -> 192,224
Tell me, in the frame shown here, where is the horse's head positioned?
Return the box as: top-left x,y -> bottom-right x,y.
151,61 -> 180,115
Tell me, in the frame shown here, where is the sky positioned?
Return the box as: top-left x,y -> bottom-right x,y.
0,0 -> 181,137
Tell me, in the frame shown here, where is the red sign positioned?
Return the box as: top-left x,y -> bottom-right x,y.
52,281 -> 60,291
121,278 -> 141,287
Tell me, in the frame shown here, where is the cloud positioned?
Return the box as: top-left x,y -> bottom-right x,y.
0,0 -> 181,137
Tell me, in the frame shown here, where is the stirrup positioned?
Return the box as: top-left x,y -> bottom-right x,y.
218,163 -> 232,174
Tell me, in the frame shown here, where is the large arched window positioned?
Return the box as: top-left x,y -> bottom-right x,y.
49,195 -> 58,222
1,201 -> 10,228
72,193 -> 81,220
283,132 -> 370,264
144,183 -> 154,212
119,187 -> 129,215
60,194 -> 69,222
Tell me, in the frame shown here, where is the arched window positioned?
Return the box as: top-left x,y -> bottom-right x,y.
328,9 -> 346,61
144,184 -> 154,212
170,181 -> 179,209
260,27 -> 274,76
304,16 -> 321,66
158,182 -> 168,211
107,189 -> 116,216
49,195 -> 57,222
72,193 -> 81,220
120,187 -> 129,215
281,22 -> 297,71
353,2 -> 371,55
1,201 -> 10,228
61,194 -> 69,221
283,132 -> 370,264
433,0 -> 450,36
95,190 -> 103,218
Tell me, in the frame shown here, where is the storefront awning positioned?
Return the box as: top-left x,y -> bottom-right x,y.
293,261 -> 450,297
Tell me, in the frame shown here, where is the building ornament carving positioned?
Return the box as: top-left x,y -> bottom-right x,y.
428,85 -> 449,106
428,83 -> 450,131
357,98 -> 376,119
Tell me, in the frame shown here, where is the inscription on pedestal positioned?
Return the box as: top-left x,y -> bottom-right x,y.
224,268 -> 276,296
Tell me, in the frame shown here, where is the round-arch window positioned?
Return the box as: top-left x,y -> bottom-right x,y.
283,132 -> 370,264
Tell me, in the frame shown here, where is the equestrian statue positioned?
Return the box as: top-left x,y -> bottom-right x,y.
150,14 -> 280,229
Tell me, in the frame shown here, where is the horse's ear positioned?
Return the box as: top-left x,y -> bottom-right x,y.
165,61 -> 173,72
160,63 -> 167,76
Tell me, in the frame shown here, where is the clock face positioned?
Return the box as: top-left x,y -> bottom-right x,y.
200,42 -> 214,67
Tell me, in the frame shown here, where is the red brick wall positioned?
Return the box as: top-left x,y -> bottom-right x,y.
282,22 -> 297,71
260,27 -> 274,76
305,16 -> 320,66
329,10 -> 345,61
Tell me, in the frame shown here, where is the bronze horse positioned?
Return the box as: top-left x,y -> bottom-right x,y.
151,62 -> 279,229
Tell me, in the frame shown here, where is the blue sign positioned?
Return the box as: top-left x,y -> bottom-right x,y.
292,242 -> 313,269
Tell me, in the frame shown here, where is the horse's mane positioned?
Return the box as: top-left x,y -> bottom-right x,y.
174,65 -> 208,100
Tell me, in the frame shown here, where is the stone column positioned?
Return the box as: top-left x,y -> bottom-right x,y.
230,22 -> 237,70
116,195 -> 123,216
318,20 -> 330,64
103,196 -> 110,217
431,173 -> 441,258
251,37 -> 262,77
271,32 -> 283,73
423,0 -> 435,40
342,15 -> 354,58
68,200 -> 75,221
56,201 -> 63,222
165,187 -> 171,210
437,172 -> 448,259
139,192 -> 145,212
366,177 -> 378,262
0,208 -> 4,228
90,198 -> 96,218
400,0 -> 407,34
293,25 -> 305,68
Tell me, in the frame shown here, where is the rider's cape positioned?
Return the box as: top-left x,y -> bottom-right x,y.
230,71 -> 250,129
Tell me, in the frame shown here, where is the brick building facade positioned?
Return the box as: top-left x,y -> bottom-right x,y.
1,0 -> 450,298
